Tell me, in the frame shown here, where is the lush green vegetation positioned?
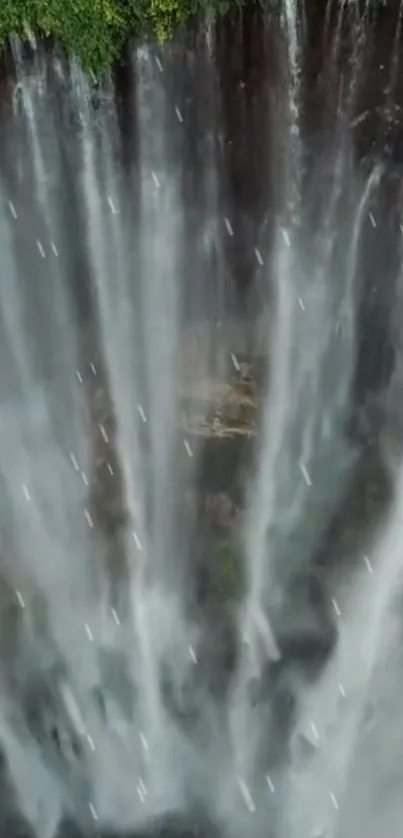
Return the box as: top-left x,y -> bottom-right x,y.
0,0 -> 396,73
0,0 -> 246,73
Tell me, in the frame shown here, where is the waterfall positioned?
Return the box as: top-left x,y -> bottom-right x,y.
0,6 -> 402,838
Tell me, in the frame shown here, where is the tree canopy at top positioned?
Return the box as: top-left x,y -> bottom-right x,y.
0,0 -> 396,74
0,0 -> 246,73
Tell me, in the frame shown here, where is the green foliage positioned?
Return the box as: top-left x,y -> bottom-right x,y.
0,0 -> 396,75
144,0 -> 246,40
0,0 -> 247,73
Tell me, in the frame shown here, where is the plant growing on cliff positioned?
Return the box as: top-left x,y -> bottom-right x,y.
0,0 -> 247,73
0,0 -> 397,73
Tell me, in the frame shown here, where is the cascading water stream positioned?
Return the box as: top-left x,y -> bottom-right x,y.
280,419 -> 403,838
229,0 -> 386,812
0,62 -> 102,835
74,49 -> 203,822
0,47 -> 201,835
78,68 -> 163,745
233,0 -> 303,688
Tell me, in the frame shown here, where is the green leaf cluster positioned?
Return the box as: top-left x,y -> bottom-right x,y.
0,0 -> 247,73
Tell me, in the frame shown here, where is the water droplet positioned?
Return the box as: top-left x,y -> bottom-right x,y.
76,370 -> 83,384
138,405 -> 147,423
90,362 -> 97,376
137,777 -> 147,797
155,56 -> 163,72
89,802 -> 98,821
332,597 -> 341,617
237,777 -> 256,813
329,791 -> 339,811
184,440 -> 193,458
69,453 -> 79,472
137,783 -> 146,803
281,228 -> 291,248
8,201 -> 18,219
84,509 -> 93,528
22,484 -> 31,501
16,590 -> 26,608
51,241 -> 59,256
107,196 -> 117,214
310,721 -> 319,740
84,623 -> 94,642
230,353 -> 240,371
140,732 -> 149,751
254,247 -> 264,266
364,555 -> 373,574
175,106 -> 183,123
99,424 -> 109,443
61,685 -> 86,735
111,608 -> 120,626
224,217 -> 234,236
133,531 -> 142,550
86,733 -> 96,751
266,775 -> 275,793
299,462 -> 312,486
36,239 -> 46,258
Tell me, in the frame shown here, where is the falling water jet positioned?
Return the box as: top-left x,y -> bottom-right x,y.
227,9 -> 387,827
67,45 -> 209,829
281,455 -> 403,837
224,217 -> 234,236
78,67 -> 163,763
8,199 -> 18,219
